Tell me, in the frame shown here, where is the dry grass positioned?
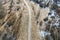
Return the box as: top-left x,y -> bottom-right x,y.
0,0 -> 60,40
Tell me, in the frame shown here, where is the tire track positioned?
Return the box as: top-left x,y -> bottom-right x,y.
23,0 -> 31,40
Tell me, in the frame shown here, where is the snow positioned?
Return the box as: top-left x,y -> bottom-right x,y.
57,3 -> 60,7
39,31 -> 50,38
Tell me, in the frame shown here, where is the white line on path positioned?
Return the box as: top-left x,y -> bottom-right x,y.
23,0 -> 31,40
